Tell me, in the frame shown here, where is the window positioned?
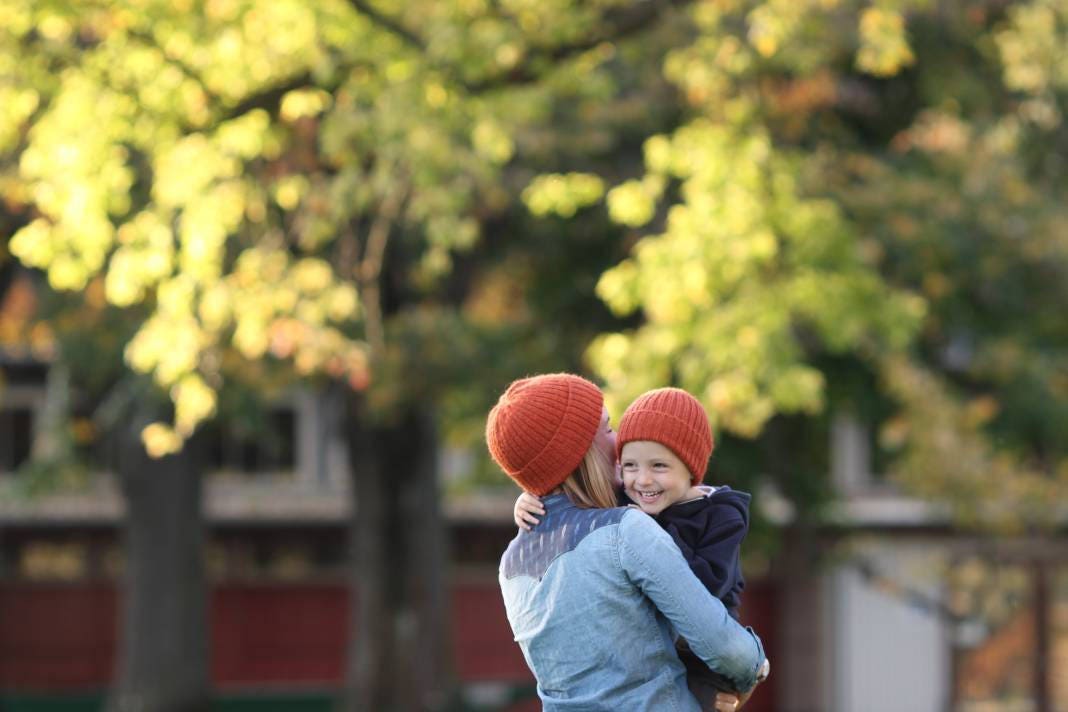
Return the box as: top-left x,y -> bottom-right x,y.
204,408 -> 297,475
0,369 -> 45,475
0,405 -> 33,473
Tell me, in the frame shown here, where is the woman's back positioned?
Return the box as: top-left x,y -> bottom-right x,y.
500,495 -> 714,711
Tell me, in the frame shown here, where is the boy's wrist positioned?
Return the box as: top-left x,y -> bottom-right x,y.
755,658 -> 770,683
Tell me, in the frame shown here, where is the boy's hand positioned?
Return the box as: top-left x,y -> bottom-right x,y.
714,689 -> 752,712
514,492 -> 546,530
717,656 -> 767,711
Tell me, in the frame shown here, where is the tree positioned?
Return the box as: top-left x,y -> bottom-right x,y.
559,0 -> 1068,530
0,1 -> 702,708
832,1 -> 1068,531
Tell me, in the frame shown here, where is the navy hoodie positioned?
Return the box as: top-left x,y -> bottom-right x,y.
622,485 -> 750,618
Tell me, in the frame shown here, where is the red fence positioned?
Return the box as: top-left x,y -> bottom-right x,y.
0,583 -> 117,688
0,579 -> 776,710
0,580 -> 531,689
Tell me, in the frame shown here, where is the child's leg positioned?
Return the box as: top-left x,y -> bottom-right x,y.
678,643 -> 738,711
686,673 -> 722,712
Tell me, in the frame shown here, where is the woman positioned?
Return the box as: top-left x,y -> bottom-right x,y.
486,373 -> 768,712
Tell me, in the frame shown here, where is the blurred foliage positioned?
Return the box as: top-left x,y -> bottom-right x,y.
1,0 -> 642,455
588,119 -> 925,436
549,0 -> 1066,531
2,0 -> 1067,530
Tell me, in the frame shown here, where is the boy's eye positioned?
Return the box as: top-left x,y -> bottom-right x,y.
621,462 -> 637,470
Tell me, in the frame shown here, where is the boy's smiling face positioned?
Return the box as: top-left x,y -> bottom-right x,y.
620,440 -> 695,516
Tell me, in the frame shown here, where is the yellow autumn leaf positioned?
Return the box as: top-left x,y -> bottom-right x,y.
172,375 -> 217,436
291,258 -> 333,293
472,120 -> 515,165
856,8 -> 915,77
141,422 -> 183,458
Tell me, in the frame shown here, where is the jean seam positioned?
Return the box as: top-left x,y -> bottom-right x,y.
621,513 -> 756,692
619,517 -> 690,646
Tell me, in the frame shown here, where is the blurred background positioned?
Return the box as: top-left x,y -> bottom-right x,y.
1,0 -> 1067,710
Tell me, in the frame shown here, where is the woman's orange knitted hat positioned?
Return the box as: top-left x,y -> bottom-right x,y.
616,387 -> 714,484
486,373 -> 604,495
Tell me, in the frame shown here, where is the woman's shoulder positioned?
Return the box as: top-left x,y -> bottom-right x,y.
617,505 -> 671,538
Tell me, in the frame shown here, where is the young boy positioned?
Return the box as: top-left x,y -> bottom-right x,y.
514,387 -> 768,709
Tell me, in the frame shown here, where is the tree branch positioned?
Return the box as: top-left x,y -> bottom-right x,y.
358,183 -> 408,357
466,0 -> 698,93
215,71 -> 315,125
127,28 -> 224,110
346,0 -> 426,51
343,0 -> 695,95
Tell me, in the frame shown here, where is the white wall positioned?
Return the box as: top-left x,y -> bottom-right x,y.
828,543 -> 950,712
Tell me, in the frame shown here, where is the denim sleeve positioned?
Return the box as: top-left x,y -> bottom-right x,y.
617,510 -> 765,692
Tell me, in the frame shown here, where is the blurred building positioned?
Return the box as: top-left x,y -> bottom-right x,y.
1,274 -> 1066,712
767,414 -> 1068,712
0,331 -> 534,708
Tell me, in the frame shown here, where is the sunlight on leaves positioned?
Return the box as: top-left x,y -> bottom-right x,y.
141,422 -> 184,458
522,172 -> 605,217
856,8 -> 915,77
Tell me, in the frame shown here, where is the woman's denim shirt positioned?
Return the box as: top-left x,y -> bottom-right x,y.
499,494 -> 765,711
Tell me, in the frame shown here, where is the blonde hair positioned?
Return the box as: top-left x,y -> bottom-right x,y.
560,446 -> 618,509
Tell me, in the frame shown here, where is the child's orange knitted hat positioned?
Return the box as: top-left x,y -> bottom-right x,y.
486,373 -> 604,495
616,387 -> 713,484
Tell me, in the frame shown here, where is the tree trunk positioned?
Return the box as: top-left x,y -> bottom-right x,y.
108,409 -> 210,712
343,396 -> 454,711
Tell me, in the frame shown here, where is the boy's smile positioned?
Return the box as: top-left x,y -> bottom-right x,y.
620,440 -> 701,516
631,488 -> 668,507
